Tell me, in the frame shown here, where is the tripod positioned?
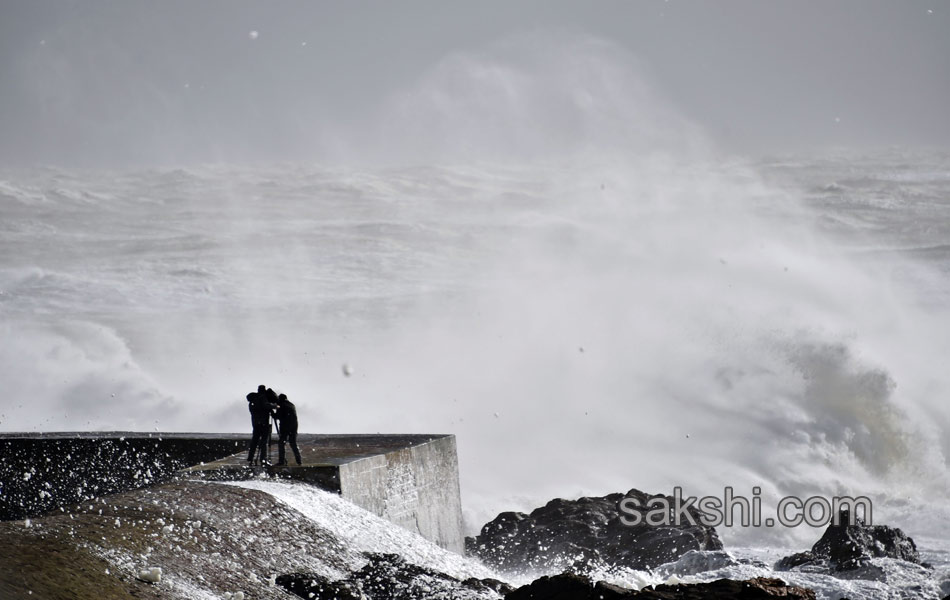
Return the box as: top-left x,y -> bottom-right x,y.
265,417 -> 281,466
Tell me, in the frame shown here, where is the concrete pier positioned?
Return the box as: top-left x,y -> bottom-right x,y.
0,432 -> 464,552
187,434 -> 464,552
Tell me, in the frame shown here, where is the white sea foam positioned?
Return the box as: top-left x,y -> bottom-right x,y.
226,479 -> 502,582
2,36 -> 949,582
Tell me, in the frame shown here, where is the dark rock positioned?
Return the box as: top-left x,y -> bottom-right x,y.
775,551 -> 822,571
469,489 -> 722,574
277,552 -> 511,600
502,573 -> 632,600
505,573 -> 816,599
814,511 -> 919,570
656,549 -> 739,577
505,573 -> 602,600
631,577 -> 817,599
275,572 -> 362,600
351,552 -> 469,598
464,576 -> 516,595
776,510 -> 921,574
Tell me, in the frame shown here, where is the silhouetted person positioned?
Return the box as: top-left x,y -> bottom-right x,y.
274,393 -> 301,466
247,384 -> 276,465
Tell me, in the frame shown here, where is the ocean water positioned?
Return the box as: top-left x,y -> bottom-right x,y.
2,151 -> 949,552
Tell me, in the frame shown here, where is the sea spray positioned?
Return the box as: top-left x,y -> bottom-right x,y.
1,35 -> 949,554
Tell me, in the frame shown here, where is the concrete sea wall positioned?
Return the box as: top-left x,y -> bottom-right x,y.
0,433 -> 246,521
337,435 -> 464,553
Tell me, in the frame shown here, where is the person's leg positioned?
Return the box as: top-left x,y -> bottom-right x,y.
290,431 -> 301,465
277,432 -> 287,465
258,427 -> 269,465
248,427 -> 262,463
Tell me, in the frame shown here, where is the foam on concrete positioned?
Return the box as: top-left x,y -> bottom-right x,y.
188,434 -> 464,552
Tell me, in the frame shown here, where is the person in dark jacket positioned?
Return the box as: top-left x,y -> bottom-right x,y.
273,393 -> 301,466
247,384 -> 276,465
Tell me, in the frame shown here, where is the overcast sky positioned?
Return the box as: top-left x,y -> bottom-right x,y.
1,1 -> 947,166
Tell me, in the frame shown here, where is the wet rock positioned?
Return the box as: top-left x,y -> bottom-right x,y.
505,573 -> 817,599
775,551 -> 819,571
464,576 -> 516,595
633,577 -> 817,599
277,552 -> 511,600
504,573 -> 627,600
276,572 -> 362,600
468,489 -> 722,573
776,510 -> 921,574
655,549 -> 739,577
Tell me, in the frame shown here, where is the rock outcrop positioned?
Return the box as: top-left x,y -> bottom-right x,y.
504,573 -> 817,600
776,510 -> 921,573
467,489 -> 722,573
277,553 -> 512,600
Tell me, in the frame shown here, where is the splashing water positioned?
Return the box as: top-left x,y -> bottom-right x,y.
1,35 -> 949,554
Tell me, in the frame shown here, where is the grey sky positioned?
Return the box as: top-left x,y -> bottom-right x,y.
0,1 -> 947,166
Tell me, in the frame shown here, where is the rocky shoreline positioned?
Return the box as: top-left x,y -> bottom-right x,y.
1,479 -> 946,600
276,488 -> 945,599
